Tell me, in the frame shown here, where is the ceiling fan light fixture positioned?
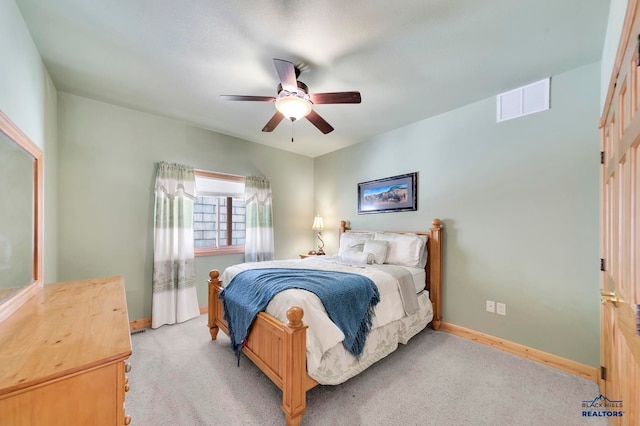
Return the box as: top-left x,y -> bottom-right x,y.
221,59 -> 357,134
275,93 -> 312,121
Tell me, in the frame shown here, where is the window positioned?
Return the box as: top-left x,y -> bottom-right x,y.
194,170 -> 245,256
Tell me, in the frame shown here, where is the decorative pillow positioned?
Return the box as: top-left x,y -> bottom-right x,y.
338,232 -> 374,256
373,232 -> 425,268
340,249 -> 374,264
363,239 -> 389,265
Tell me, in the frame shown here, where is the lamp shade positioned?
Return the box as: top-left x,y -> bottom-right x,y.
275,95 -> 312,121
312,215 -> 324,230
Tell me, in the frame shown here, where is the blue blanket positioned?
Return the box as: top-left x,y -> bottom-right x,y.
220,268 -> 380,363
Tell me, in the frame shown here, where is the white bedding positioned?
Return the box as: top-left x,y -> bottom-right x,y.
220,256 -> 433,383
313,291 -> 432,384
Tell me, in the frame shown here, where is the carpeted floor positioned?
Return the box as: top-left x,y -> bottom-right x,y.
126,314 -> 605,426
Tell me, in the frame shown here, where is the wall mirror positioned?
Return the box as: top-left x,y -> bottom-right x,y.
0,110 -> 43,323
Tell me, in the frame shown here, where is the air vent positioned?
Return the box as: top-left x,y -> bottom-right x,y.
497,78 -> 550,122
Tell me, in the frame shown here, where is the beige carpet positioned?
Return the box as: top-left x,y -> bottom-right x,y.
126,314 -> 605,425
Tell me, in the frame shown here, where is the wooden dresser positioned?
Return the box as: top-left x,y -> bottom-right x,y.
0,276 -> 132,425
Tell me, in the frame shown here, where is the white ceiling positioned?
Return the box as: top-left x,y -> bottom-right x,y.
16,0 -> 610,158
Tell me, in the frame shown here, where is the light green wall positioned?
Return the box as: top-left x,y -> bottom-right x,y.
0,0 -> 50,148
0,0 -> 58,283
315,62 -> 601,366
57,93 -> 315,320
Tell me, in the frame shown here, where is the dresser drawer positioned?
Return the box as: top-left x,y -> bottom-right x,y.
0,361 -> 127,425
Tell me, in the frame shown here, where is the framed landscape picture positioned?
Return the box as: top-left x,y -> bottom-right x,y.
357,172 -> 417,214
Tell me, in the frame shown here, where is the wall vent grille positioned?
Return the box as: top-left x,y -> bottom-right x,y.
497,78 -> 550,122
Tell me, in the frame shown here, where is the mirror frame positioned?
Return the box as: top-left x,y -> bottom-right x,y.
0,110 -> 43,323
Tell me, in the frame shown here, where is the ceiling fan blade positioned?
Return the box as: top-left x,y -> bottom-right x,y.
273,59 -> 298,93
262,111 -> 285,132
220,95 -> 275,102
305,110 -> 334,134
309,91 -> 361,104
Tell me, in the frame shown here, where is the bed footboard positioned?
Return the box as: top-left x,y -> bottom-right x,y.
208,270 -> 318,426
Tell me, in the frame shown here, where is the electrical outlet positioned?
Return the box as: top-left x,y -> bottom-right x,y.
486,300 -> 495,313
496,302 -> 506,316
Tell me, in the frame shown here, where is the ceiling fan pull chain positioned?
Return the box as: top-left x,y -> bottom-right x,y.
291,121 -> 295,143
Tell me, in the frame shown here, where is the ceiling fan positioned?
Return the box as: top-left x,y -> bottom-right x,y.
220,59 -> 361,134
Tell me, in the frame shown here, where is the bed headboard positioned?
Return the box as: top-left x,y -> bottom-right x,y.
338,219 -> 443,330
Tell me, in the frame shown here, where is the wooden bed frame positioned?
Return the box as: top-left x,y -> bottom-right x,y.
208,218 -> 442,425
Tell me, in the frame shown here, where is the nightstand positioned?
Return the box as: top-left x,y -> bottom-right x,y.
299,253 -> 327,259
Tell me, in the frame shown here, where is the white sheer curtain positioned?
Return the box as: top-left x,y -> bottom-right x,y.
244,176 -> 274,262
152,162 -> 200,328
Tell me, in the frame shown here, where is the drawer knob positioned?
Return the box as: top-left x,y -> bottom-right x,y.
124,415 -> 131,425
125,383 -> 130,392
125,362 -> 132,373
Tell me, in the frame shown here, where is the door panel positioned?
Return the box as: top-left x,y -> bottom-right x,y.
600,2 -> 640,425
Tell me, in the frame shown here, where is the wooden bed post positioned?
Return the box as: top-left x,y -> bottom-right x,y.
280,307 -> 308,426
208,269 -> 221,340
339,220 -> 349,235
429,219 -> 443,330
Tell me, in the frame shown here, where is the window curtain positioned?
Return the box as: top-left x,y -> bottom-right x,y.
152,162 -> 200,328
244,176 -> 274,262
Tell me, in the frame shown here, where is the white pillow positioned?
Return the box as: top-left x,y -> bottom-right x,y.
374,232 -> 425,268
363,239 -> 389,265
340,249 -> 374,264
338,232 -> 373,256
417,235 -> 429,269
